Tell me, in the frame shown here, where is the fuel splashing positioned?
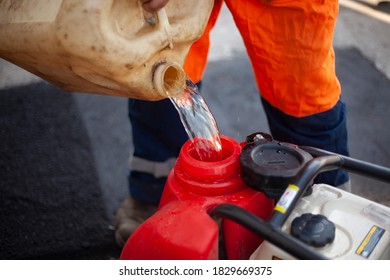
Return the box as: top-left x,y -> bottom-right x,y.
168,78 -> 223,161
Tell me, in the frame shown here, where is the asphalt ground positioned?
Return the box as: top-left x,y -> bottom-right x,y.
1,3 -> 390,260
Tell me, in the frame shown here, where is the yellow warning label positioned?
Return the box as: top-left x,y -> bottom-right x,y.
274,184 -> 299,214
356,225 -> 385,258
274,205 -> 286,214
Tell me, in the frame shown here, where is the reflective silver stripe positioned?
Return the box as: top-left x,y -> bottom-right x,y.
129,156 -> 177,178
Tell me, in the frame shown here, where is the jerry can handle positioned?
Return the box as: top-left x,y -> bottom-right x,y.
143,7 -> 173,49
156,9 -> 173,49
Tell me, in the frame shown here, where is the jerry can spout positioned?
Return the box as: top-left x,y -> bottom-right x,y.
153,62 -> 186,98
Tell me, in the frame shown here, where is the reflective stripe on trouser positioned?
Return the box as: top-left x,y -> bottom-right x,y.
130,156 -> 177,179
261,97 -> 350,187
128,97 -> 189,205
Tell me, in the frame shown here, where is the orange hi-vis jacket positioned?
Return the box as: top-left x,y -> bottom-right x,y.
184,0 -> 341,118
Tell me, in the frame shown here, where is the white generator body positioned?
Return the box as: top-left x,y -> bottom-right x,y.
250,184 -> 390,260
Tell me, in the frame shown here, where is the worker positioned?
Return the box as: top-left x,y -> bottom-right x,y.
114,0 -> 351,248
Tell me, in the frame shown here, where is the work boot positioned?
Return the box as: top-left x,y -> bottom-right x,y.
114,197 -> 157,248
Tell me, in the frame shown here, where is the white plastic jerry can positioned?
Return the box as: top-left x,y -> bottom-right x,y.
0,0 -> 213,99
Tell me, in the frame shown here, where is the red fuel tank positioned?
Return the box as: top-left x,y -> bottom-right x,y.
120,135 -> 274,260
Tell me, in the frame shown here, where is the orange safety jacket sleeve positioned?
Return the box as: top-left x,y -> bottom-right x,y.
183,0 -> 224,83
185,0 -> 341,118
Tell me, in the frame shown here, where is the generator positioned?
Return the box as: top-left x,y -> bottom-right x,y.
121,132 -> 390,260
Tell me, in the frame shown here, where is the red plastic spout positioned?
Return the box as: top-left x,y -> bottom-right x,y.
165,136 -> 246,198
120,136 -> 274,260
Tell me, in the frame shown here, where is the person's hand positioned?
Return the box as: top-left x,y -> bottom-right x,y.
141,0 -> 170,13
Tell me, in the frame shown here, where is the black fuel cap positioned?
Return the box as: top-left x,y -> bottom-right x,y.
291,213 -> 336,247
240,132 -> 313,199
